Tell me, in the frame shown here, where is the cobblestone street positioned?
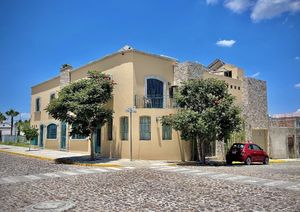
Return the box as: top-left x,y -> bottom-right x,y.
0,152 -> 299,211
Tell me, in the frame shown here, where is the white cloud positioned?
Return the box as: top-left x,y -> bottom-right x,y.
295,83 -> 300,88
207,0 -> 300,22
295,56 -> 300,60
206,0 -> 219,5
216,39 -> 236,47
224,0 -> 254,13
250,72 -> 260,78
251,0 -> 300,22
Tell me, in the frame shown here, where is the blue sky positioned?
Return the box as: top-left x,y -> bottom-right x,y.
0,0 -> 299,120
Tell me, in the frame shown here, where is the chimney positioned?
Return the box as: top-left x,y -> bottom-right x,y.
60,64 -> 72,88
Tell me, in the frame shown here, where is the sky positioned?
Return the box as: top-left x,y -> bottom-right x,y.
0,0 -> 299,121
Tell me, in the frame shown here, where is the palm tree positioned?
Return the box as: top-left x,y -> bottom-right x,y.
5,109 -> 19,136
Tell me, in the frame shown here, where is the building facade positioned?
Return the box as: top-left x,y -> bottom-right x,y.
30,46 -> 268,160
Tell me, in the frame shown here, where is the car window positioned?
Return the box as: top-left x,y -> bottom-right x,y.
253,145 -> 262,150
248,144 -> 253,150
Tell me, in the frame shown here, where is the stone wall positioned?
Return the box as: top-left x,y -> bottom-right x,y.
242,77 -> 269,140
173,62 -> 207,86
60,65 -> 72,88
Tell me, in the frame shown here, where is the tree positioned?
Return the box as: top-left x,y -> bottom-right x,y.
16,120 -> 30,136
46,70 -> 115,160
161,78 -> 242,164
0,112 -> 6,141
0,112 -> 6,123
5,109 -> 19,136
21,124 -> 38,150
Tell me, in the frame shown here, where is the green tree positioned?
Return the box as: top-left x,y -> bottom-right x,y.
0,112 -> 6,123
46,70 -> 115,160
161,78 -> 242,164
0,112 -> 6,141
22,124 -> 38,150
16,120 -> 30,136
5,109 -> 19,136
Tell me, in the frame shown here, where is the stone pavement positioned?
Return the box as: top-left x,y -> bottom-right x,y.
0,144 -> 170,167
150,165 -> 300,192
0,166 -> 135,185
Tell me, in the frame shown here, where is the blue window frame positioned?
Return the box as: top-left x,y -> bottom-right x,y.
162,124 -> 172,140
47,124 -> 57,139
146,78 -> 164,108
140,116 -> 151,140
120,116 -> 128,140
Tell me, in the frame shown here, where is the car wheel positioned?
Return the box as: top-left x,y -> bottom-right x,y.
226,160 -> 232,165
245,157 -> 251,165
263,157 -> 269,165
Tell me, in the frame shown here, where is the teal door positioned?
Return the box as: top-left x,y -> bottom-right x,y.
94,128 -> 101,154
60,122 -> 67,150
39,125 -> 44,148
32,136 -> 38,146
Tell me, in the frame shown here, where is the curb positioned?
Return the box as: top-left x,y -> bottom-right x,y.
0,149 -> 122,168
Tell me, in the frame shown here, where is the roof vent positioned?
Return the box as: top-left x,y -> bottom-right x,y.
118,45 -> 134,52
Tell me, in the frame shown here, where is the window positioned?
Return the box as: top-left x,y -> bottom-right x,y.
234,86 -> 237,89
120,116 -> 128,140
50,93 -> 55,101
230,85 -> 233,89
238,87 -> 240,90
224,71 -> 232,78
47,124 -> 57,139
140,116 -> 151,140
253,144 -> 262,150
35,98 -> 40,112
107,118 -> 113,140
162,124 -> 172,140
297,120 -> 300,128
146,78 -> 164,108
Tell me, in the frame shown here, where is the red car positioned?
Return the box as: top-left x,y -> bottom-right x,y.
226,142 -> 269,165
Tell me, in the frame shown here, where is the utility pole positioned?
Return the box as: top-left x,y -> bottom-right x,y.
126,106 -> 137,161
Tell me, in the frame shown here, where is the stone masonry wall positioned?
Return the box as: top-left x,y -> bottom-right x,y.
174,62 -> 207,86
242,77 -> 269,140
60,65 -> 72,88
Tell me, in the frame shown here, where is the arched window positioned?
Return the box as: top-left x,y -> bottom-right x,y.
47,124 -> 57,139
145,77 -> 165,108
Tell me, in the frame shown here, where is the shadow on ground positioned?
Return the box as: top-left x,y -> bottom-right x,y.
54,156 -> 121,166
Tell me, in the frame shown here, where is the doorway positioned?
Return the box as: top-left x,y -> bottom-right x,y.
39,125 -> 44,148
94,128 -> 101,154
60,122 -> 67,150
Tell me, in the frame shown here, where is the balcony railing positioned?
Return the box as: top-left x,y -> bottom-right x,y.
134,95 -> 176,109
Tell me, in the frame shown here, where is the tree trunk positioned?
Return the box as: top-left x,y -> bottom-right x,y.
89,131 -> 95,160
201,139 -> 205,165
10,117 -> 13,136
196,135 -> 202,163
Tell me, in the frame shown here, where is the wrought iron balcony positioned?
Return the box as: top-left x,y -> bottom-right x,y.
134,95 -> 176,109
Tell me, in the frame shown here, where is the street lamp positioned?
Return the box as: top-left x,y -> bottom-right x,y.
126,106 -> 137,161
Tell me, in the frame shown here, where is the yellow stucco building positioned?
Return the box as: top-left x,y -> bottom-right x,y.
31,45 -> 268,160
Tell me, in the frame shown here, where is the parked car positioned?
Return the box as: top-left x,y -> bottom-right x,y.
226,142 -> 269,165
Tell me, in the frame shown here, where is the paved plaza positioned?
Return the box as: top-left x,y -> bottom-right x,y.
0,151 -> 299,211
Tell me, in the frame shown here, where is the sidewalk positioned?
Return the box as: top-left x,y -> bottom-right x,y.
1,144 -> 298,168
0,144 -> 170,168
